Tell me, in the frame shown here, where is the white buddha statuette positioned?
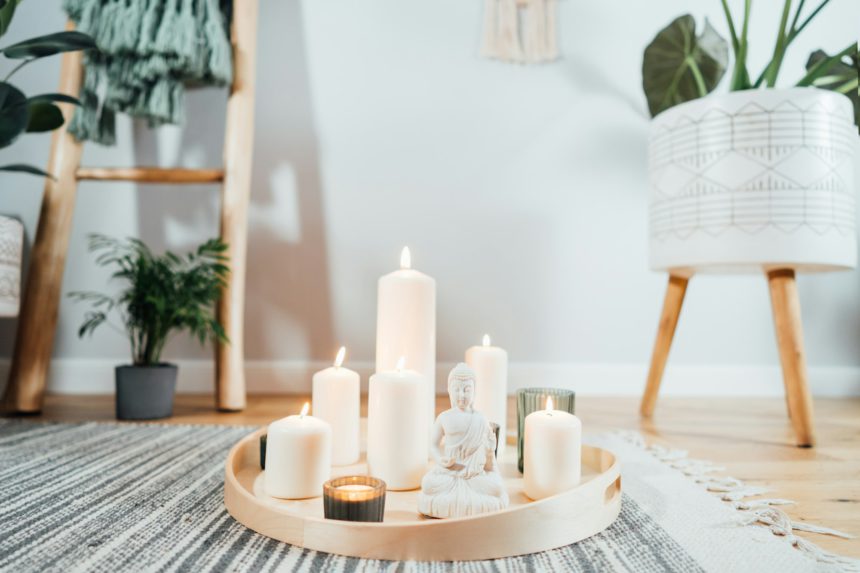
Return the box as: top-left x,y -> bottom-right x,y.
418,363 -> 509,519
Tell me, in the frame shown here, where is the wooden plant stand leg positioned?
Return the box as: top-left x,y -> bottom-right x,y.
2,44 -> 84,414
640,274 -> 689,417
215,0 -> 258,412
767,269 -> 815,447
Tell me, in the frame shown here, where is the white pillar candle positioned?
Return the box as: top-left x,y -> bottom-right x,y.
523,397 -> 582,500
465,334 -> 508,457
376,247 -> 436,422
367,357 -> 428,490
312,346 -> 360,466
265,403 -> 332,499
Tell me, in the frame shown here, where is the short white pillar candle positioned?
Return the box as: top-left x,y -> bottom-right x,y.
367,357 -> 428,490
465,334 -> 508,456
265,403 -> 332,499
312,346 -> 360,466
523,396 -> 582,500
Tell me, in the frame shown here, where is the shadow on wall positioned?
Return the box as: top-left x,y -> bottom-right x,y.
131,0 -> 335,362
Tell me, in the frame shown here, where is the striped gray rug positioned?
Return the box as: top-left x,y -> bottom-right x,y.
0,420 -> 845,572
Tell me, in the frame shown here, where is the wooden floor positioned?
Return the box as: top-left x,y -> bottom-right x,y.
18,394 -> 860,559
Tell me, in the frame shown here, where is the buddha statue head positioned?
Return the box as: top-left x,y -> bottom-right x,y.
448,363 -> 476,411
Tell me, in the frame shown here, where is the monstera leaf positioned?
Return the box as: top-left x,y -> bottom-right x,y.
804,48 -> 859,130
1,30 -> 96,59
0,0 -> 21,39
0,81 -> 28,148
642,15 -> 729,117
25,93 -> 81,132
25,101 -> 63,132
0,163 -> 54,179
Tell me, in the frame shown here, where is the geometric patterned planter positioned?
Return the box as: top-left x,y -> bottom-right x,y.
649,88 -> 857,273
0,215 -> 23,317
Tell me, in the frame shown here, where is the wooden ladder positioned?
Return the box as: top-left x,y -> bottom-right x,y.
1,1 -> 258,414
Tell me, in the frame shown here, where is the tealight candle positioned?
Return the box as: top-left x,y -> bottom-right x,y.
323,476 -> 387,522
312,346 -> 360,465
523,397 -> 582,500
367,357 -> 428,490
264,403 -> 332,499
465,334 -> 509,457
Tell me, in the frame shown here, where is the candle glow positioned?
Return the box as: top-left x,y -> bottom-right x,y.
546,396 -> 554,412
300,402 -> 310,418
482,334 -> 491,347
396,356 -> 406,372
334,346 -> 346,368
400,246 -> 411,270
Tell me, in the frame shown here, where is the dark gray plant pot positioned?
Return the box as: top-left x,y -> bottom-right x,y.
115,364 -> 178,420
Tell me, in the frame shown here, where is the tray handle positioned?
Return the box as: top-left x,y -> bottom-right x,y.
604,476 -> 621,504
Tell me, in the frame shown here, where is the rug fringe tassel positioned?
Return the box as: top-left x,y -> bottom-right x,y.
614,431 -> 860,571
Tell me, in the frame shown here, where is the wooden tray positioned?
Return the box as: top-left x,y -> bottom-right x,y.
224,427 -> 621,561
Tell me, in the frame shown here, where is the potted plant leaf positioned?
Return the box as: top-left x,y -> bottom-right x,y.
70,235 -> 229,420
642,2 -> 858,273
0,0 -> 96,178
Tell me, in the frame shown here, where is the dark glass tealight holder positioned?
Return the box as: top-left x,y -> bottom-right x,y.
489,422 -> 500,458
259,434 -> 267,470
517,387 -> 576,473
323,476 -> 386,522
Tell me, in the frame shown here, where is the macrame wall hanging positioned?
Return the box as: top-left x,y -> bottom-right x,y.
481,0 -> 559,64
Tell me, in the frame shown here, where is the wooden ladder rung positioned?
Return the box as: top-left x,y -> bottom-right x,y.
76,167 -> 225,184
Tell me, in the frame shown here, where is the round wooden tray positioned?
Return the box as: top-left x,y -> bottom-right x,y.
224,426 -> 621,561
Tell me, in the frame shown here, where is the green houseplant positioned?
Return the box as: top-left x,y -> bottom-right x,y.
642,1 -> 858,121
70,235 -> 229,420
0,0 -> 96,178
0,1 -> 95,317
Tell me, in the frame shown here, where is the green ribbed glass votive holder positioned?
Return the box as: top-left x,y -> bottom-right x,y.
517,387 -> 576,473
323,476 -> 386,522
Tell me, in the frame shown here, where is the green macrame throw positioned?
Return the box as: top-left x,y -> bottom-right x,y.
63,0 -> 233,145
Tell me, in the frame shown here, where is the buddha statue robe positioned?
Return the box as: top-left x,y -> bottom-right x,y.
418,408 -> 509,518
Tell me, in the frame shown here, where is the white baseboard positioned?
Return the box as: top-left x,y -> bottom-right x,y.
1,359 -> 859,397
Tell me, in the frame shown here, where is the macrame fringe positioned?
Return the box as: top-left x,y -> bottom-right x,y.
481,0 -> 559,64
615,431 -> 860,572
62,0 -> 233,145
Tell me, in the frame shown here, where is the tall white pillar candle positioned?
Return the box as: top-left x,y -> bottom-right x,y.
523,397 -> 582,500
367,358 -> 428,490
465,334 -> 508,456
265,403 -> 332,499
312,346 -> 360,466
376,247 -> 436,422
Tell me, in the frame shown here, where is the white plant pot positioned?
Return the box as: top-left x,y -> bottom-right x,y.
0,215 -> 23,317
648,87 -> 857,274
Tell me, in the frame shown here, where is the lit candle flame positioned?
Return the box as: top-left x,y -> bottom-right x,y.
334,346 -> 346,368
396,356 -> 406,372
400,246 -> 411,270
300,402 -> 310,418
482,334 -> 491,347
546,396 -> 554,412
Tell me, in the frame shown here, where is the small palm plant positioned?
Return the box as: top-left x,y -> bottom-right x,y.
70,234 -> 229,366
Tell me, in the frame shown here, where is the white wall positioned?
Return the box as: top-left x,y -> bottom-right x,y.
1,1 -> 859,396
